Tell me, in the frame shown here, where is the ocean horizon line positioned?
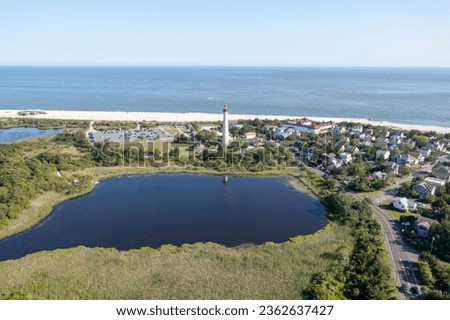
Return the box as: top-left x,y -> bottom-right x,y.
1,65 -> 450,69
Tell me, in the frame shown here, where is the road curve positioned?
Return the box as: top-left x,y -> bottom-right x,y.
353,192 -> 422,300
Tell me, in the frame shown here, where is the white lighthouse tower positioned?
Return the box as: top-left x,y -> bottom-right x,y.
222,104 -> 230,147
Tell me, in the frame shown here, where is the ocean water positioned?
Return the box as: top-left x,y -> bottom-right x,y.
0,67 -> 449,126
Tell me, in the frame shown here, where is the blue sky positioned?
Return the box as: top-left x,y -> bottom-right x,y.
0,0 -> 449,66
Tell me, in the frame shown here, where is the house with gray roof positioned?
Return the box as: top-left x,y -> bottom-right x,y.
415,216 -> 439,237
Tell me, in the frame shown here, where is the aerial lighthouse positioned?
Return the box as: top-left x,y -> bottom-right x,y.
222,104 -> 230,147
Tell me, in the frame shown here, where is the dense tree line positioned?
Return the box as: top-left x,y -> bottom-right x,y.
0,118 -> 89,129
0,129 -> 93,225
417,252 -> 450,299
304,193 -> 398,299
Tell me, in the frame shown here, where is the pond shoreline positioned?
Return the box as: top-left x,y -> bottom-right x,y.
0,170 -> 328,261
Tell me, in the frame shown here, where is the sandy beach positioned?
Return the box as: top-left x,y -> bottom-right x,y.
1,109 -> 449,134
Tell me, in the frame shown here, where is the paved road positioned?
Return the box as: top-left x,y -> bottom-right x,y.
305,166 -> 422,299
354,191 -> 422,300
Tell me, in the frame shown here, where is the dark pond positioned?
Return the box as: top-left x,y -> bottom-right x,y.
0,175 -> 328,261
0,127 -> 63,143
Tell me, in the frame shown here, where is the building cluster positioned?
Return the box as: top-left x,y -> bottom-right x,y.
89,127 -> 174,143
273,118 -> 335,139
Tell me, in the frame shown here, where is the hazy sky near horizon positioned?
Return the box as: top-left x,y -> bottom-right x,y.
1,0 -> 450,66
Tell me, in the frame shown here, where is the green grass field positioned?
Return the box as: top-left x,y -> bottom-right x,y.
0,224 -> 352,300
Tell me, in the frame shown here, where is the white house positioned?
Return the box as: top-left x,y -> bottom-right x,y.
376,150 -> 391,161
408,151 -> 425,164
392,197 -> 410,211
330,158 -> 343,169
372,171 -> 387,181
275,126 -> 301,139
198,124 -> 217,131
424,177 -> 446,189
340,152 -> 352,164
244,132 -> 257,140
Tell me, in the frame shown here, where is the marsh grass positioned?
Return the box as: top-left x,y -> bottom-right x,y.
0,192 -> 66,240
0,225 -> 352,300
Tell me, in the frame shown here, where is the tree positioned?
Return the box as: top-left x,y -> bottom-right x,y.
431,222 -> 450,262
413,135 -> 430,149
324,176 -> 338,190
350,139 -> 360,147
418,260 -> 435,285
303,271 -> 346,300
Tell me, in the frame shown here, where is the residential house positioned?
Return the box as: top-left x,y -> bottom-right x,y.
404,138 -> 416,148
432,141 -> 445,152
424,177 -> 446,189
393,154 -> 419,166
384,161 -> 400,175
320,153 -> 336,166
391,197 -> 410,211
432,166 -> 450,182
333,126 -> 347,136
346,146 -> 360,154
355,151 -> 369,160
300,147 -> 315,162
415,216 -> 439,237
365,128 -> 374,136
392,131 -> 405,139
413,182 -> 436,197
244,132 -> 257,140
361,137 -> 373,147
351,125 -> 363,133
419,148 -> 432,159
378,137 -> 389,144
372,171 -> 387,181
275,126 -> 300,139
408,151 -> 425,164
330,157 -> 343,169
334,141 -> 347,154
263,124 -> 276,132
340,152 -> 352,164
376,150 -> 391,161
231,123 -> 244,130
198,124 -> 217,131
389,136 -> 402,146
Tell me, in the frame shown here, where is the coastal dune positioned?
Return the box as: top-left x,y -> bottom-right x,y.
0,109 -> 449,134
